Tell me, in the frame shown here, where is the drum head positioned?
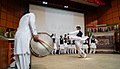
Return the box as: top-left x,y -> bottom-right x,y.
30,32 -> 54,57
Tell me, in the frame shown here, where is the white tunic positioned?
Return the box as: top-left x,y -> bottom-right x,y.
82,40 -> 88,49
68,30 -> 88,49
68,30 -> 88,57
14,13 -> 37,55
68,30 -> 88,41
90,39 -> 98,48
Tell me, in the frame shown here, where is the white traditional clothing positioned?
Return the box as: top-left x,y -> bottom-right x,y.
14,13 -> 37,69
89,38 -> 98,54
69,40 -> 76,54
15,53 -> 30,69
59,37 -> 64,54
63,35 -> 69,54
51,43 -> 57,55
68,30 -> 88,57
53,43 -> 57,50
71,44 -> 76,54
51,34 -> 57,55
82,40 -> 89,54
64,43 -> 69,54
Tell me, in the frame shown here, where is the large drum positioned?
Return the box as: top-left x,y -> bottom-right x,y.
30,32 -> 54,57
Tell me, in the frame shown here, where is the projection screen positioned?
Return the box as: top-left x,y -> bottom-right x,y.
29,4 -> 85,37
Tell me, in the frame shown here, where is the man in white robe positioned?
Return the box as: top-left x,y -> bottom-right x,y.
14,11 -> 39,69
68,26 -> 88,58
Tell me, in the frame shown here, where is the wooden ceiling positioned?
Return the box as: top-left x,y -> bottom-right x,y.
28,0 -> 111,13
70,0 -> 98,7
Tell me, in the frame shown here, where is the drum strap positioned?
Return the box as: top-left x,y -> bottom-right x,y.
38,41 -> 51,53
38,39 -> 53,49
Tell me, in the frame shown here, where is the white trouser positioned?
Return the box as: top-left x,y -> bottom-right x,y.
89,43 -> 96,54
64,43 -> 69,54
52,49 -> 57,55
72,45 -> 77,54
15,53 -> 30,69
75,41 -> 86,58
89,48 -> 96,54
59,44 -> 64,54
52,43 -> 57,55
82,48 -> 88,54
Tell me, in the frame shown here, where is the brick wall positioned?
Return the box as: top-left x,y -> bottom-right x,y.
0,0 -> 29,32
85,0 -> 120,25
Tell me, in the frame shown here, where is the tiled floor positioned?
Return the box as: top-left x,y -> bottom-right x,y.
31,54 -> 120,69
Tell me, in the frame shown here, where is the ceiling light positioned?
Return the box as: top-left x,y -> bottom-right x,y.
64,6 -> 69,8
42,1 -> 48,4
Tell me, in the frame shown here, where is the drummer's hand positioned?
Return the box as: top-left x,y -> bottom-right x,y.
34,38 -> 39,42
33,35 -> 39,42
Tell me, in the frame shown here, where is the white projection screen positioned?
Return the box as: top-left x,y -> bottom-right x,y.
29,4 -> 85,37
